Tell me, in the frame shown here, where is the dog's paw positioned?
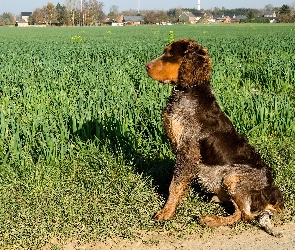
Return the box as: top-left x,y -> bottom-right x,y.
152,209 -> 174,221
258,211 -> 283,237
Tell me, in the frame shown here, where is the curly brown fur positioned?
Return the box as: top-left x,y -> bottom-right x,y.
145,38 -> 283,236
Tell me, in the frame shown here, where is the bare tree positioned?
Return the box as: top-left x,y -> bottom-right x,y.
31,8 -> 45,24
0,12 -> 15,26
108,5 -> 119,22
167,7 -> 183,22
43,2 -> 57,26
84,0 -> 105,25
65,0 -> 79,26
121,9 -> 138,16
145,10 -> 168,23
86,0 -> 105,25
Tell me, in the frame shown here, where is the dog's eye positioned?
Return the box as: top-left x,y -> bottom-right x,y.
166,51 -> 173,56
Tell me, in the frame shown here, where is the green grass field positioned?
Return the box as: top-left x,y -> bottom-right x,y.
0,24 -> 295,248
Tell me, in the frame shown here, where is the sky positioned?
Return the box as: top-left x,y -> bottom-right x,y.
1,0 -> 293,15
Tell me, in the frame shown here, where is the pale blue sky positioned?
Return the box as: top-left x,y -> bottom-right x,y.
1,0 -> 293,15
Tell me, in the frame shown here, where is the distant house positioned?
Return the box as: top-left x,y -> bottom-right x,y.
21,12 -> 32,22
231,15 -> 247,23
263,11 -> 276,18
216,15 -> 231,24
16,19 -> 28,27
179,12 -> 197,24
16,12 -> 32,27
259,11 -> 277,23
123,16 -> 143,25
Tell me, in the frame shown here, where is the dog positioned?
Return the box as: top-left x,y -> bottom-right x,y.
145,38 -> 283,237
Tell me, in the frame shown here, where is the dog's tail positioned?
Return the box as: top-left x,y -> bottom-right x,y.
199,200 -> 242,227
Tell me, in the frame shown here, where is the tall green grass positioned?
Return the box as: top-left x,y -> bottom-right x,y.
0,24 -> 294,248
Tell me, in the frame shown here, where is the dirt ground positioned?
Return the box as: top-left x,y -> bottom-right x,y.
61,222 -> 295,250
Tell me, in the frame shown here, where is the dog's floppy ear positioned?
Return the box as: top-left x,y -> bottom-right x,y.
178,40 -> 211,87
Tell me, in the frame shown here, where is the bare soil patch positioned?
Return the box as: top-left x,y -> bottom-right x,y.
59,222 -> 295,250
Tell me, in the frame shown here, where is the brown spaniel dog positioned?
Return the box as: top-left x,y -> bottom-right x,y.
146,39 -> 283,237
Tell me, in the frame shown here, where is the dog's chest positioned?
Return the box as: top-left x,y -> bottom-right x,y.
162,111 -> 183,149
162,94 -> 201,149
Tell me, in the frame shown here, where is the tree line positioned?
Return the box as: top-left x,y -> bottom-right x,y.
30,1 -> 105,26
0,1 -> 294,26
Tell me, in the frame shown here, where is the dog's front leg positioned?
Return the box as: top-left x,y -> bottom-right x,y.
153,161 -> 195,221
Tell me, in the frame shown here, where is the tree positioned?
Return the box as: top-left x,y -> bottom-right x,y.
92,1 -> 105,24
280,4 -> 291,14
156,11 -> 169,23
31,8 -> 45,24
108,5 -> 119,22
247,10 -> 255,19
65,0 -> 78,26
167,8 -> 183,23
0,12 -> 15,26
121,9 -> 138,16
145,10 -> 168,24
279,14 -> 294,22
84,0 -> 105,25
56,3 -> 69,25
145,11 -> 156,23
279,4 -> 294,23
43,2 -> 57,25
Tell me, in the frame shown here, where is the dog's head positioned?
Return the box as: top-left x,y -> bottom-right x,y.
146,39 -> 211,87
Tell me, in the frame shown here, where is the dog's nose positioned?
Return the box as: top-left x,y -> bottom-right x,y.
146,63 -> 152,71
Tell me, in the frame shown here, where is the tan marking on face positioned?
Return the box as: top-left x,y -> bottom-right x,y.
146,55 -> 182,83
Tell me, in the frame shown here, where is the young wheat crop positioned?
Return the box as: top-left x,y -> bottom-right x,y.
0,24 -> 294,248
